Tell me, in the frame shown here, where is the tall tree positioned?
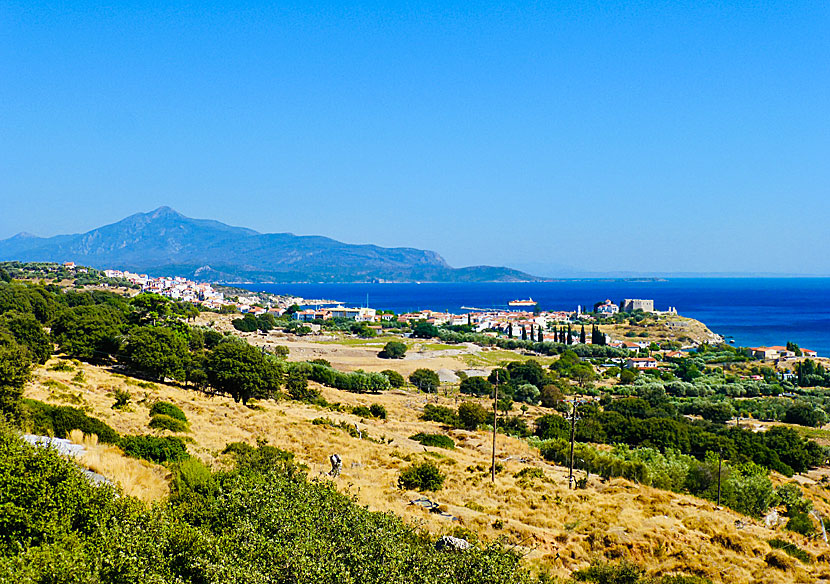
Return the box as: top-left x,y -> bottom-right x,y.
120,326 -> 189,381
51,304 -> 125,361
0,336 -> 31,421
206,340 -> 282,404
580,325 -> 586,344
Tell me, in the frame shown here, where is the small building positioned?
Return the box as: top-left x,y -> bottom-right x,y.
747,346 -> 795,360
595,299 -> 619,316
626,357 -> 659,370
620,299 -> 654,313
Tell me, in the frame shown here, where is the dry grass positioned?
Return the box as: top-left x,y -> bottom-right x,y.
24,350 -> 830,583
68,429 -> 171,502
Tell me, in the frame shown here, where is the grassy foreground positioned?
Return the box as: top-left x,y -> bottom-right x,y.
17,356 -> 830,583
0,421 -> 528,584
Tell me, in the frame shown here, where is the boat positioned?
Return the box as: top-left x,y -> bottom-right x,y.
508,298 -> 537,307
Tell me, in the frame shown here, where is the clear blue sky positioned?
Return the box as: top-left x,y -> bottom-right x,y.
2,1 -> 828,275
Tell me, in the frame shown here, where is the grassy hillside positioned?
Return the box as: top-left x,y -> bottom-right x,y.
21,355 -> 830,583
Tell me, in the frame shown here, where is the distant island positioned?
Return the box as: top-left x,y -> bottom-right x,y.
0,207 -> 542,284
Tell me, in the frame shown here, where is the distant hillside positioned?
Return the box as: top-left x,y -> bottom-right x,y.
0,207 -> 539,283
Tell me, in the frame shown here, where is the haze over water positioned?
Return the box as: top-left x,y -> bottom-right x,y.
241,279 -> 830,357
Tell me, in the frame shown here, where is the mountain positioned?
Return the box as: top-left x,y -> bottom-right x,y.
0,207 -> 539,283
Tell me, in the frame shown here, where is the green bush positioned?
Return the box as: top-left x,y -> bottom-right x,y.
410,432 -> 455,449
0,423 -> 117,551
112,388 -> 131,409
409,368 -> 440,393
0,426 -> 528,583
786,512 -> 816,536
381,369 -> 406,388
572,559 -> 644,583
378,341 -> 407,359
352,405 -> 372,418
768,538 -> 812,564
369,404 -> 387,419
422,404 -> 459,426
47,361 -> 75,372
458,401 -> 488,430
119,435 -> 188,463
398,460 -> 446,491
149,401 -> 187,422
513,467 -> 545,480
22,399 -> 120,444
148,414 -> 189,433
222,440 -> 295,472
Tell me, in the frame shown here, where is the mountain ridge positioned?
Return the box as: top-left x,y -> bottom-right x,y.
0,207 -> 540,283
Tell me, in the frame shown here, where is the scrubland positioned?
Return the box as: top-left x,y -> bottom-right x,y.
24,352 -> 830,583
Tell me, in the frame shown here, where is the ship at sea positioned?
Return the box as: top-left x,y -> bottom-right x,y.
508,298 -> 537,307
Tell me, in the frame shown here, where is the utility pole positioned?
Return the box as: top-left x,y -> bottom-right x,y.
568,399 -> 577,489
717,449 -> 723,507
491,371 -> 499,483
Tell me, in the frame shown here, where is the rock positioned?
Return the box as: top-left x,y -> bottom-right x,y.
23,434 -> 85,458
435,535 -> 471,552
763,510 -> 780,529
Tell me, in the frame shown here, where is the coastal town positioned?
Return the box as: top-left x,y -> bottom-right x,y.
91,266 -> 820,369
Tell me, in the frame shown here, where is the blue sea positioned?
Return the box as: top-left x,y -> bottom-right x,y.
237,279 -> 830,357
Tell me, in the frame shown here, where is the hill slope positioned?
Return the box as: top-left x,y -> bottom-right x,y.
24,350 -> 830,584
0,207 -> 538,283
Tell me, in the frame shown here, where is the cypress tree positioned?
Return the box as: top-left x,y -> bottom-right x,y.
580,324 -> 586,344
508,323 -> 513,338
538,327 -> 543,343
521,325 -> 527,341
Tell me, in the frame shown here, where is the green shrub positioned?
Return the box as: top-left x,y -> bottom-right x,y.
410,432 -> 455,449
398,460 -> 446,491
0,423 -> 117,551
119,435 -> 188,463
0,426 -> 528,583
786,512 -> 816,536
22,399 -> 120,444
148,413 -> 189,433
370,404 -> 388,419
768,538 -> 812,564
659,576 -> 713,584
513,467 -> 545,480
458,401 -> 488,430
170,457 -> 214,498
352,405 -> 372,418
378,341 -> 407,359
47,361 -> 75,372
422,404 -> 459,426
381,369 -> 405,388
222,440 -> 296,472
311,417 -> 364,439
409,368 -> 440,393
149,401 -> 187,422
112,388 -> 131,409
572,559 -> 644,583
